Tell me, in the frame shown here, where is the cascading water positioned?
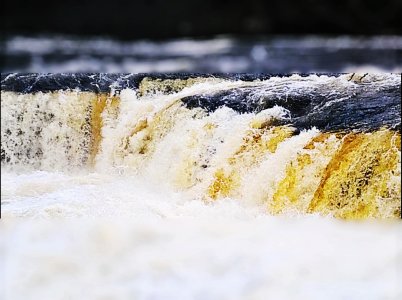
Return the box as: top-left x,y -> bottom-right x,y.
1,73 -> 402,300
1,73 -> 400,219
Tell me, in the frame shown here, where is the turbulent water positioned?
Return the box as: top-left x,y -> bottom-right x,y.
1,73 -> 401,299
2,73 -> 401,218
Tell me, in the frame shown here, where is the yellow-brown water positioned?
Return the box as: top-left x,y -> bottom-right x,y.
1,77 -> 401,219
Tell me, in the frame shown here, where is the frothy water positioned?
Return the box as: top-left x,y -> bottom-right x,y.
1,170 -> 263,219
2,74 -> 400,218
1,73 -> 401,299
2,214 -> 402,299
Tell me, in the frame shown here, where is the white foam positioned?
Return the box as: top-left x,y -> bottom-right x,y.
1,211 -> 401,300
1,74 -> 401,299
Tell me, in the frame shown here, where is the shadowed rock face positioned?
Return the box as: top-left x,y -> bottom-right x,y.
1,73 -> 401,133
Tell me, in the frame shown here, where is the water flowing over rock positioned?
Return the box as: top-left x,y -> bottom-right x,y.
1,73 -> 401,219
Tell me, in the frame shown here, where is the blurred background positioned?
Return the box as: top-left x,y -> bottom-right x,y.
1,0 -> 402,73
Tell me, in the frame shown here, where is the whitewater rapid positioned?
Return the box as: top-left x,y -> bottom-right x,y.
2,219 -> 402,300
2,74 -> 400,218
1,73 -> 401,299
1,169 -> 402,300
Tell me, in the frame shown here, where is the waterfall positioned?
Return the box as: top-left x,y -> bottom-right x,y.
1,73 -> 401,219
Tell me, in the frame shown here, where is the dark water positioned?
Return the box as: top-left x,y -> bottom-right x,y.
1,35 -> 402,73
